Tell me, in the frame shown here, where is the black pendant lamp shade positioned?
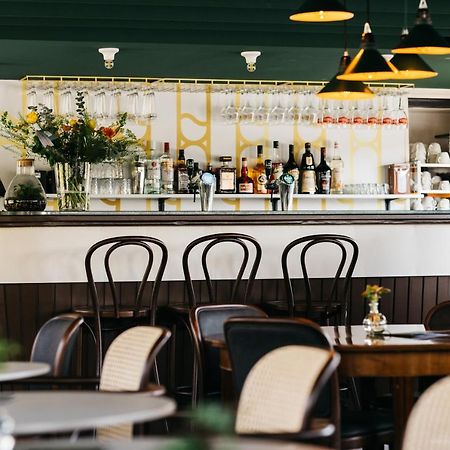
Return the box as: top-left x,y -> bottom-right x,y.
338,23 -> 398,81
318,51 -> 374,100
392,0 -> 450,55
389,29 -> 438,79
289,0 -> 354,22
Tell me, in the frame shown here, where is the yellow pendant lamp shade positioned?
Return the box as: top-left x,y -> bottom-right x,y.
388,29 -> 438,79
392,0 -> 450,55
338,23 -> 398,81
289,0 -> 354,22
318,51 -> 374,100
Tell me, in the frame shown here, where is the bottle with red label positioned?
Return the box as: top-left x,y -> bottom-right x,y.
237,157 -> 254,194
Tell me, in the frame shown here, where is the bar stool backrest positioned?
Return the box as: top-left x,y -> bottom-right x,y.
282,234 -> 358,324
183,233 -> 262,307
31,313 -> 84,377
85,235 -> 168,322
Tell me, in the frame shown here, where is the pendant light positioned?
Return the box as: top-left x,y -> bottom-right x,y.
338,22 -> 398,81
318,51 -> 374,100
389,29 -> 438,79
392,0 -> 450,55
318,16 -> 374,100
289,0 -> 353,22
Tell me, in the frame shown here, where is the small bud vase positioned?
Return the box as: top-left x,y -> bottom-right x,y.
363,300 -> 387,336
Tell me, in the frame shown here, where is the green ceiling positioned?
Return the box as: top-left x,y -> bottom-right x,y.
0,0 -> 449,87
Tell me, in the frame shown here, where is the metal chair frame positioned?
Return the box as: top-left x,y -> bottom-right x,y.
282,234 -> 358,325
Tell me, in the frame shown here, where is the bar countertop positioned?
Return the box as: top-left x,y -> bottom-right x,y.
0,210 -> 450,227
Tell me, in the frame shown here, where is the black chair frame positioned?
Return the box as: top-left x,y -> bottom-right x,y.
282,234 -> 358,325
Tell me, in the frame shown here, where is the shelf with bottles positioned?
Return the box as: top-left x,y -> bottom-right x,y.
47,193 -> 422,200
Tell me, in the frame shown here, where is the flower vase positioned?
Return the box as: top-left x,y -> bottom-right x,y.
54,162 -> 91,211
363,300 -> 387,336
4,158 -> 46,212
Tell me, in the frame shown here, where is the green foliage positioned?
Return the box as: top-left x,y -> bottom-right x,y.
0,339 -> 20,364
13,183 -> 45,201
164,403 -> 234,450
0,92 -> 140,165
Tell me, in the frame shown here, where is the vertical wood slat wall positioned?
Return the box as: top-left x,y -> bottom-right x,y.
1,276 -> 449,360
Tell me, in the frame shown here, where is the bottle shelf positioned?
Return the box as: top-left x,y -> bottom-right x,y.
46,193 -> 422,200
421,191 -> 450,195
416,163 -> 450,169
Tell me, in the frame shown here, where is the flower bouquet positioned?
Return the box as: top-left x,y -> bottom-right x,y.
0,92 -> 138,210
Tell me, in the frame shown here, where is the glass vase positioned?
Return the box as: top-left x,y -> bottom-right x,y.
4,158 -> 46,212
363,300 -> 387,336
54,162 -> 91,211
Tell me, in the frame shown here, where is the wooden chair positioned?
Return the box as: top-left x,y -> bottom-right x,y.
402,375 -> 450,450
73,235 -> 168,376
30,313 -> 85,377
225,317 -> 394,449
235,345 -> 339,443
425,301 -> 450,330
97,325 -> 171,440
263,234 -> 358,326
189,304 -> 267,402
157,232 -> 262,406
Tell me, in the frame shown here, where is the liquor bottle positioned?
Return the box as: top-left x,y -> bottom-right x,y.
175,149 -> 189,194
160,142 -> 174,194
316,147 -> 332,194
300,142 -> 316,194
271,140 -> 284,182
254,145 -> 268,194
206,162 -> 214,175
186,158 -> 195,193
237,157 -> 254,194
144,149 -> 161,194
283,144 -> 300,194
330,141 -> 344,194
217,156 -> 236,194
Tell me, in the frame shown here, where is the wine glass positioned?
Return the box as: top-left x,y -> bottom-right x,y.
26,83 -> 38,109
140,89 -> 157,121
238,89 -> 255,124
220,89 -> 238,124
254,89 -> 269,124
268,90 -> 286,124
59,85 -> 75,117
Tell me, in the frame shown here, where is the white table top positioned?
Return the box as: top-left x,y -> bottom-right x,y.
0,362 -> 50,382
0,391 -> 176,436
15,437 -> 330,450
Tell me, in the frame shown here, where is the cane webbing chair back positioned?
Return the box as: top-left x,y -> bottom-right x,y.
98,326 -> 170,440
235,345 -> 338,435
183,233 -> 262,307
402,376 -> 450,450
99,326 -> 169,392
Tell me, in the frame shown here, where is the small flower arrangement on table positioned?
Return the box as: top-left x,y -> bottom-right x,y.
362,285 -> 391,336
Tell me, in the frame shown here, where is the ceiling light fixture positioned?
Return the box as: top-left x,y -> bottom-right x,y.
392,0 -> 450,55
289,0 -> 353,22
318,51 -> 374,100
338,22 -> 398,81
98,48 -> 119,69
241,51 -> 261,72
389,29 -> 438,79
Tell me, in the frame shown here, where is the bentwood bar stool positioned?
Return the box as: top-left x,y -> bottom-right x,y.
263,234 -> 359,326
73,236 -> 168,376
157,232 -> 262,406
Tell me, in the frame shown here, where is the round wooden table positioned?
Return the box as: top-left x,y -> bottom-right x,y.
0,362 -> 50,382
15,436 -> 331,450
0,391 -> 176,435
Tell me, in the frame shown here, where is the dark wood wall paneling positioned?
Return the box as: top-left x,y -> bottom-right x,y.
2,276 -> 450,361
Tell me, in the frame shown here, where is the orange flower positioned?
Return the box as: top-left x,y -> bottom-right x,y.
101,127 -> 116,138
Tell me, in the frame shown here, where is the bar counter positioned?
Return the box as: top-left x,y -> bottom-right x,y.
1,210 -> 450,227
